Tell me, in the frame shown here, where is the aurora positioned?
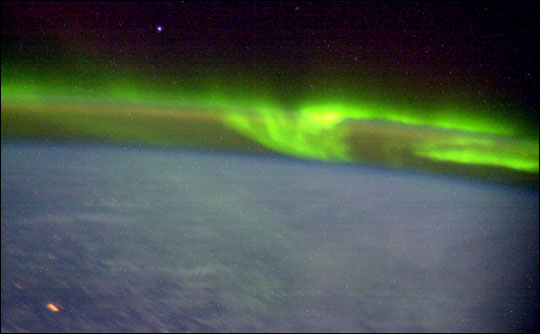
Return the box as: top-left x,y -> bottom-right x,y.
2,71 -> 538,177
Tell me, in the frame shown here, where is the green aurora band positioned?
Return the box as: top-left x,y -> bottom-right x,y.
1,73 -> 538,174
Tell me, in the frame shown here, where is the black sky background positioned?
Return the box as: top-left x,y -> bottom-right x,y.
2,1 -> 539,125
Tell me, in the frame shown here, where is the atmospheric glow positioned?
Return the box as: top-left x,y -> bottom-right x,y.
415,148 -> 539,172
224,107 -> 350,161
1,73 -> 538,176
223,102 -> 538,172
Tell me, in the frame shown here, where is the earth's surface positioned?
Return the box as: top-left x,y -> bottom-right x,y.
1,141 -> 538,332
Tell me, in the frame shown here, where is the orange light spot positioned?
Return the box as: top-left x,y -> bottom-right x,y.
46,303 -> 60,312
13,283 -> 23,290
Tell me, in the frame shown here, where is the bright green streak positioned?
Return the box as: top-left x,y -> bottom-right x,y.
2,73 -> 538,173
413,133 -> 539,172
297,102 -> 517,136
225,108 -> 350,161
416,148 -> 539,172
223,102 -> 538,172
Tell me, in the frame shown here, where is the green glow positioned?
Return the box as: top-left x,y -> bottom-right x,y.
297,102 -> 516,136
415,148 -> 539,172
224,107 -> 350,161
1,72 -> 538,175
413,137 -> 539,172
223,102 -> 536,171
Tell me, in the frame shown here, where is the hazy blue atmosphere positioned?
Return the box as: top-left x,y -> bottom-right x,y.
2,141 -> 538,332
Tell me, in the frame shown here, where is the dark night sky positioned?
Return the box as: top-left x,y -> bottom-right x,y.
2,1 -> 539,121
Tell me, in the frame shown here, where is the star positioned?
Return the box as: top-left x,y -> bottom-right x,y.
156,25 -> 163,33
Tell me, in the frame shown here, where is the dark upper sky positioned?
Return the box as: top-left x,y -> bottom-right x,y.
2,1 -> 539,119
